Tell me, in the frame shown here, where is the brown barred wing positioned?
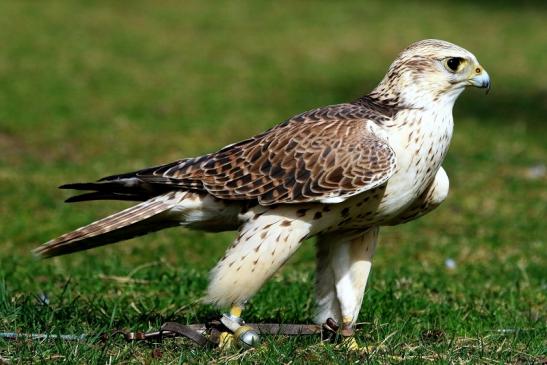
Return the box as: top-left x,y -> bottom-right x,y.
148,107 -> 397,205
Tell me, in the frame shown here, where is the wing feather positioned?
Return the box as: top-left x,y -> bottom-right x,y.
147,104 -> 396,204
75,103 -> 397,205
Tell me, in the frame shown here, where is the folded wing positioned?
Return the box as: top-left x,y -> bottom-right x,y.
93,104 -> 397,205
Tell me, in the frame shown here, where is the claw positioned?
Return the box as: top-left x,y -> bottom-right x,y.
334,336 -> 360,351
218,332 -> 235,350
337,337 -> 385,353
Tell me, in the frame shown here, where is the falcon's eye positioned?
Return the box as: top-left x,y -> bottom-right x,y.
445,57 -> 464,72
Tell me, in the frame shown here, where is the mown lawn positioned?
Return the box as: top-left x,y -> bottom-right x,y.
0,1 -> 545,363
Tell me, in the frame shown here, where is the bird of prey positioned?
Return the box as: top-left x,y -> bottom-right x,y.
35,39 -> 490,340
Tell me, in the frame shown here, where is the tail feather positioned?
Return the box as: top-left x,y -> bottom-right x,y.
59,179 -> 173,203
34,192 -> 185,258
64,191 -> 146,203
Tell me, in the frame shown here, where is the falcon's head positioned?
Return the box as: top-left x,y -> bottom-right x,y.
370,39 -> 490,109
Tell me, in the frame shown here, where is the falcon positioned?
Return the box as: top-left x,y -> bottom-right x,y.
35,39 -> 490,341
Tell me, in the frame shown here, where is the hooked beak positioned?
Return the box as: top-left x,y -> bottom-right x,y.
468,65 -> 491,94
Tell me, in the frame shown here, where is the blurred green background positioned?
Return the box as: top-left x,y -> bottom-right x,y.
0,1 -> 545,363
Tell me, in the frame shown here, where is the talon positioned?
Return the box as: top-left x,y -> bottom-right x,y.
337,337 -> 380,353
336,336 -> 360,351
345,337 -> 360,351
218,332 -> 234,349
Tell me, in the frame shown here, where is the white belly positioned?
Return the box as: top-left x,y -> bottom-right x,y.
377,109 -> 453,217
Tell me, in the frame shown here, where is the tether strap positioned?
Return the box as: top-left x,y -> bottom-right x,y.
251,323 -> 322,335
106,318 -> 340,347
2,318 -> 343,348
159,322 -> 213,347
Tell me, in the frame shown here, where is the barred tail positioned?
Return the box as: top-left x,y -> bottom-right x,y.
33,192 -> 186,258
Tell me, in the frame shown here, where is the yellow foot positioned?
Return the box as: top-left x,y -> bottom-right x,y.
337,336 -> 360,351
218,332 -> 235,350
335,337 -> 383,353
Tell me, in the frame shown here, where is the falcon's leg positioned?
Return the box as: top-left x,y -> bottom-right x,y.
205,207 -> 312,311
315,227 -> 379,337
314,237 -> 342,325
216,304 -> 245,349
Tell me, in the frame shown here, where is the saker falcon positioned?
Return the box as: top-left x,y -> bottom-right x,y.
35,39 -> 490,341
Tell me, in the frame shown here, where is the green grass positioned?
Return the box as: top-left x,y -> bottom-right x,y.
1,1 -> 545,363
